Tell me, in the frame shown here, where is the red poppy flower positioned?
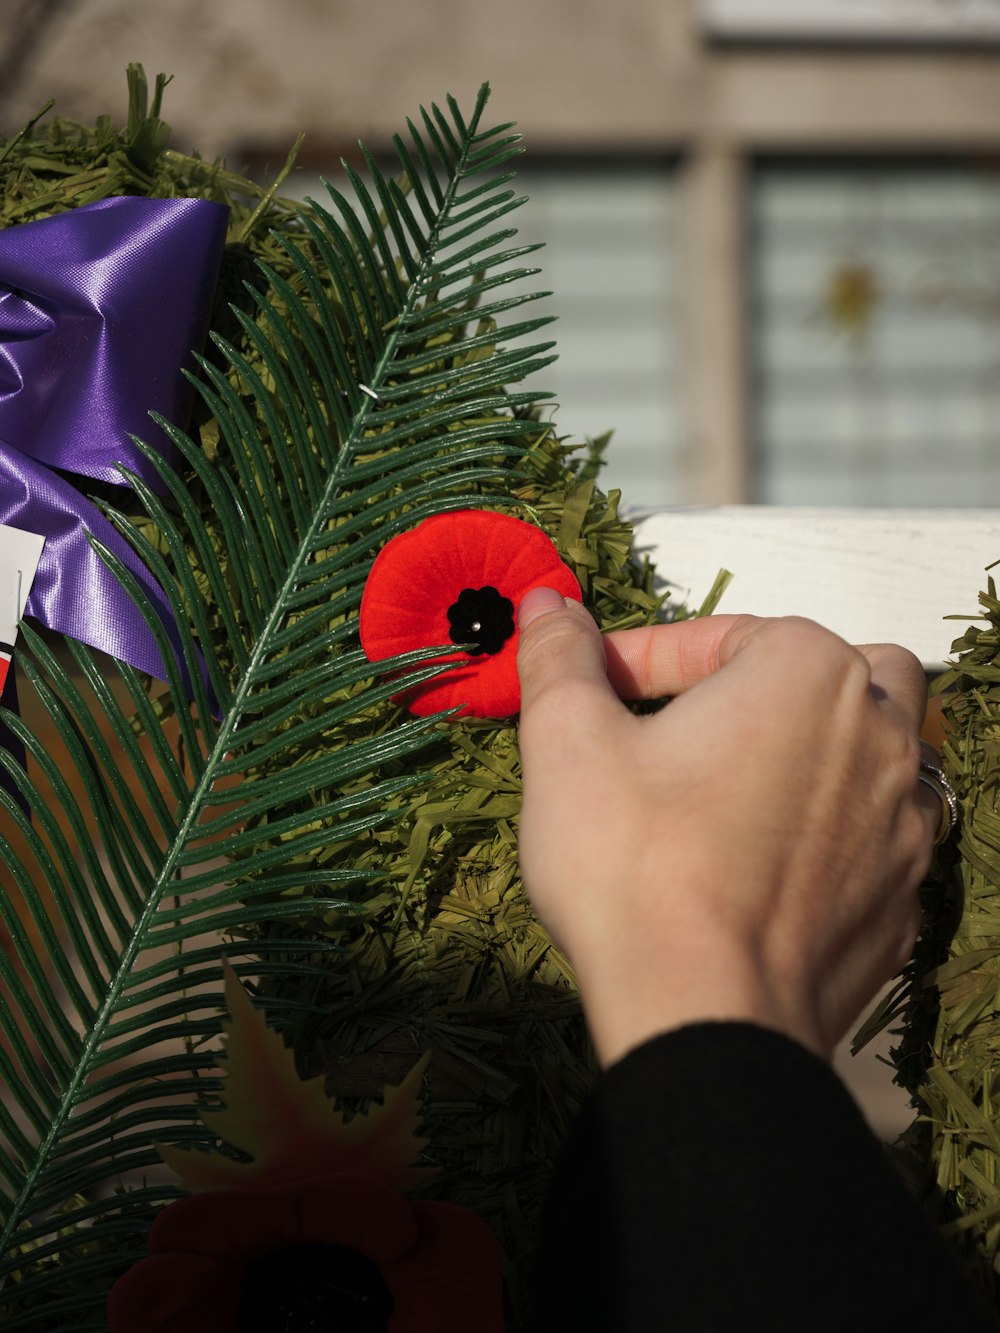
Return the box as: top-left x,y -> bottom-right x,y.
108,970 -> 505,1332
107,1171 -> 504,1333
359,510 -> 582,717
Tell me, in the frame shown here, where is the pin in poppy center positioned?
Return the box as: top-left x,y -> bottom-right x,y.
237,1240 -> 394,1333
447,586 -> 515,656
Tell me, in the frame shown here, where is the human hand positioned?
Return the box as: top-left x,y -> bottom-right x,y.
515,589 -> 940,1067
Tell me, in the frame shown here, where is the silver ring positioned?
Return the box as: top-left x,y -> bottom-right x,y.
917,742 -> 959,846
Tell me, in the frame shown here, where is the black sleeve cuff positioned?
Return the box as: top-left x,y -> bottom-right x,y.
529,1022 -> 1000,1332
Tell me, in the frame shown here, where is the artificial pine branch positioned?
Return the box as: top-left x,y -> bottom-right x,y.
0,68 -> 674,1333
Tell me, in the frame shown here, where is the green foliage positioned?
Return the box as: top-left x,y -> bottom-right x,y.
855,583 -> 1000,1311
0,72 -> 672,1332
884,585 -> 1000,1304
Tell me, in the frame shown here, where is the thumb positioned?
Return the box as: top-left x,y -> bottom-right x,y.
516,586 -> 615,718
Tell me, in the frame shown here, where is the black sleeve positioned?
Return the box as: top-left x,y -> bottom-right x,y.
528,1022 -> 1000,1332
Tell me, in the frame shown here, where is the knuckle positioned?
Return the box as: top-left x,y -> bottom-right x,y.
764,616 -> 864,681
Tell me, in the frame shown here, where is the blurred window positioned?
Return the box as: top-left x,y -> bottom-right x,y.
283,159 -> 681,509
503,161 -> 681,508
701,0 -> 1000,43
749,157 -> 1000,504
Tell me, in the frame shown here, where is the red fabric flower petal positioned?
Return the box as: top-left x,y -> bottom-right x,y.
386,1200 -> 505,1333
293,1173 -> 418,1264
359,509 -> 582,718
146,1174 -> 416,1268
108,1177 -> 506,1333
107,1251 -> 242,1333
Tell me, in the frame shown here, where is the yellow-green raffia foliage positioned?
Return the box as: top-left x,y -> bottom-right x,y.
859,577 -> 1000,1314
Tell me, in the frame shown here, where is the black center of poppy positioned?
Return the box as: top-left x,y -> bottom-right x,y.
446,585 -> 515,656
237,1241 -> 393,1333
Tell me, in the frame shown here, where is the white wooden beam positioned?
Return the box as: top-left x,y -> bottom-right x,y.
633,507 -> 1000,670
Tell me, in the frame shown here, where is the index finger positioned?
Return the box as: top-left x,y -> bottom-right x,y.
604,617 -> 929,729
602,613 -> 765,699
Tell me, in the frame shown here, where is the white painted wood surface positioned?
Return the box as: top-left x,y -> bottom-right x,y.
632,507 -> 1000,671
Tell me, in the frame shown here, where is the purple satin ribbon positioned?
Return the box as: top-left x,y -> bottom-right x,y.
0,196 -> 228,682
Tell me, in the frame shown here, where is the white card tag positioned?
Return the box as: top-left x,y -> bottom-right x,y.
0,525 -> 45,694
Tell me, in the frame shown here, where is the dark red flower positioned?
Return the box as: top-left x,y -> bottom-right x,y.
107,1172 -> 504,1333
359,510 -> 582,717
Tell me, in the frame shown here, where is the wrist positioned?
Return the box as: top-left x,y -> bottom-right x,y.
568,936 -> 827,1068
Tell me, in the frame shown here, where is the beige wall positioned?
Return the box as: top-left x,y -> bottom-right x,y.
9,0 -> 1000,155
7,0 -> 1000,503
3,0 -> 695,155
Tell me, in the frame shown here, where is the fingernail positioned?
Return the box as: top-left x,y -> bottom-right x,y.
518,586 -> 569,628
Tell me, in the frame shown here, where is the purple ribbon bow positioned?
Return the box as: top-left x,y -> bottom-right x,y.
0,195 -> 229,683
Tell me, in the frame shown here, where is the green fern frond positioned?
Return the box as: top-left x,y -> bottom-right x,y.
0,83 -> 557,1329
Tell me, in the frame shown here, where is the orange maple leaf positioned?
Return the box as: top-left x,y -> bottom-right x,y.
156,962 -> 430,1193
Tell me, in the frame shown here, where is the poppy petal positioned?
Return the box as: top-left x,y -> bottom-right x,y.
292,1174 -> 417,1265
360,510 -> 582,718
146,1176 -> 416,1269
385,1201 -> 505,1332
107,1251 -> 241,1333
148,1188 -> 300,1264
108,1185 -> 500,1332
